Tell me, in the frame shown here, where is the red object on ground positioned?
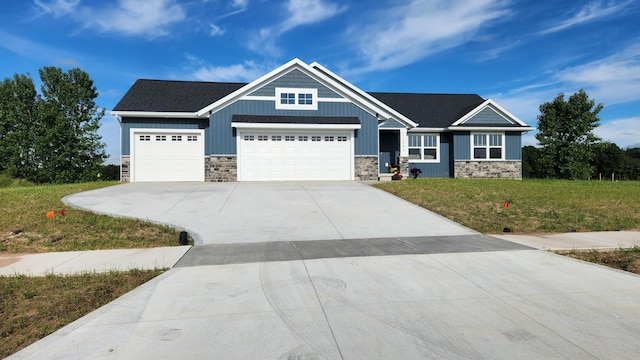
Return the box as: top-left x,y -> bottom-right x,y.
60,209 -> 65,216
503,202 -> 509,209
46,211 -> 55,219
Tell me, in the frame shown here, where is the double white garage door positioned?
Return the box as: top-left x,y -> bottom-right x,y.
238,130 -> 354,181
131,129 -> 354,182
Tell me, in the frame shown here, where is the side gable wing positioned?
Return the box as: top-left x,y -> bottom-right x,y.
450,99 -> 534,131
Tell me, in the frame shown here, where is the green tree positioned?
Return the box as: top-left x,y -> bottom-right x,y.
535,89 -> 602,179
590,142 -> 625,180
0,67 -> 106,183
522,146 -> 544,178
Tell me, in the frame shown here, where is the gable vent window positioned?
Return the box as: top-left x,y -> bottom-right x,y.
473,133 -> 503,160
275,88 -> 318,110
408,134 -> 439,162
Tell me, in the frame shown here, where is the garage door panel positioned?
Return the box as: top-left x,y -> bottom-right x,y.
239,130 -> 352,181
132,131 -> 204,182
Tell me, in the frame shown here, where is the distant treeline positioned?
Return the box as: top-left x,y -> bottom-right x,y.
524,144 -> 640,180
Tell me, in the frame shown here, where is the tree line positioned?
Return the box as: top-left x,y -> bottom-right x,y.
0,67 -> 106,184
522,89 -> 640,180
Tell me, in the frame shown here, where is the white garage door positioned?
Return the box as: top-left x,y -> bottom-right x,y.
131,130 -> 204,182
238,131 -> 353,181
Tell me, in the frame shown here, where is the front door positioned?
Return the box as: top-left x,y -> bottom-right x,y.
379,131 -> 400,173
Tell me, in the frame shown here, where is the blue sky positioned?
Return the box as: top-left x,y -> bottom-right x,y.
1,0 -> 639,164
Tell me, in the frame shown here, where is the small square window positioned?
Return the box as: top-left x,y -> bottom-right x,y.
272,135 -> 282,141
285,135 -> 295,141
244,135 -> 254,141
187,135 -> 198,142
324,136 -> 334,142
155,135 -> 166,141
171,135 -> 182,141
298,93 -> 313,105
280,93 -> 295,105
490,148 -> 502,159
299,136 -> 308,141
258,135 -> 268,141
337,136 -> 347,142
311,136 -> 321,142
474,148 -> 487,159
139,135 -> 150,141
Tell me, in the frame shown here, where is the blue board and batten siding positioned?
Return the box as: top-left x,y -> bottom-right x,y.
208,100 -> 379,156
505,132 -> 522,160
453,132 -> 471,160
407,133 -> 451,178
120,118 -> 206,155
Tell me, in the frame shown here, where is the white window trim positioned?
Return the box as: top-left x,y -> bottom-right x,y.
408,134 -> 440,163
470,132 -> 505,161
275,88 -> 318,110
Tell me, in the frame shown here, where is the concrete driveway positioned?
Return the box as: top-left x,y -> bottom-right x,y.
63,181 -> 477,244
10,182 -> 640,359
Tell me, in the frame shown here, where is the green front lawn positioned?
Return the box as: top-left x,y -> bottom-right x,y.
0,182 -> 181,253
374,178 -> 640,234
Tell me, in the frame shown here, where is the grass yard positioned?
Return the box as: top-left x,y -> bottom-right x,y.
374,178 -> 640,234
0,181 -> 182,253
556,246 -> 640,275
0,269 -> 164,358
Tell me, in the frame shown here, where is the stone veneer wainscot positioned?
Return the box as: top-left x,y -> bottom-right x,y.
355,156 -> 379,181
205,156 -> 237,182
454,161 -> 522,179
121,156 -> 130,182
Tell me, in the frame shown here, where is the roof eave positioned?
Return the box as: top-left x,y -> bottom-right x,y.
448,126 -> 536,132
110,110 -> 202,118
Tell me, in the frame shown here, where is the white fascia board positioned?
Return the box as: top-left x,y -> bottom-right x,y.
196,58 -> 307,117
448,126 -> 536,131
450,99 -> 529,127
408,127 -> 447,133
111,111 -> 200,119
310,62 -> 418,128
231,122 -> 361,130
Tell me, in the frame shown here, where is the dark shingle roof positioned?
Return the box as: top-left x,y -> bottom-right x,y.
232,115 -> 360,125
113,79 -> 488,128
368,92 -> 485,128
112,79 -> 247,112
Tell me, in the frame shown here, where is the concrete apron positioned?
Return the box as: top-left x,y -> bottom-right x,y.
10,250 -> 640,360
62,181 -> 477,245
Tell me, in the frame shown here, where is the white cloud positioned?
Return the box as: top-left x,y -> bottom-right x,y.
594,117 -> 640,148
189,61 -> 272,82
33,0 -> 79,17
343,0 -> 511,74
209,23 -> 226,37
231,0 -> 247,9
93,0 -> 186,37
34,0 -> 187,37
281,0 -> 345,32
248,0 -> 346,55
554,44 -> 640,106
540,0 -> 632,35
